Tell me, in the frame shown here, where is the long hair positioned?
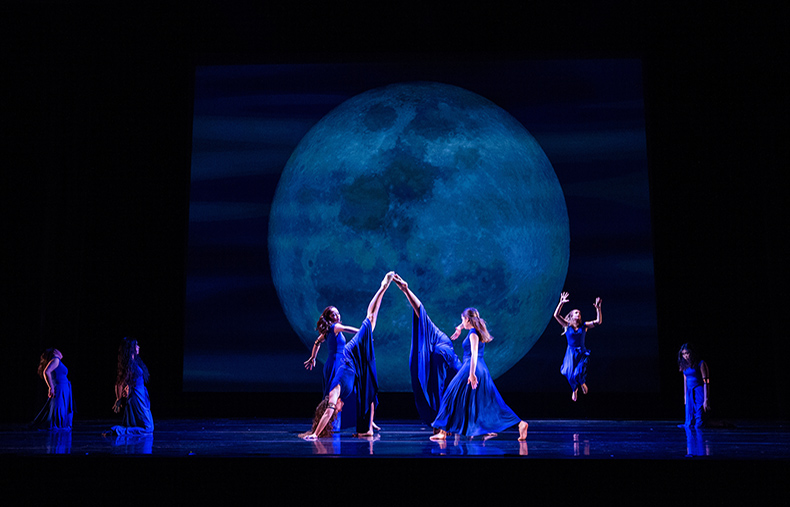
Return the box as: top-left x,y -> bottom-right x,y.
561,309 -> 582,334
463,308 -> 493,343
116,338 -> 149,387
298,395 -> 339,439
37,348 -> 56,378
316,306 -> 339,336
678,342 -> 701,371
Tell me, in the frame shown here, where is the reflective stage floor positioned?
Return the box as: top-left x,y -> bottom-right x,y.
2,419 -> 788,501
1,418 -> 789,459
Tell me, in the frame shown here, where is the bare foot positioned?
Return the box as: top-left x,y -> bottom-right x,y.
353,431 -> 374,438
572,389 -> 578,402
429,430 -> 447,441
372,422 -> 381,431
482,433 -> 498,441
581,383 -> 588,395
518,421 -> 529,441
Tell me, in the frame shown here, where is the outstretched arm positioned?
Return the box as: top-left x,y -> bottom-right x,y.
303,385 -> 342,440
304,334 -> 325,371
586,297 -> 602,328
393,274 -> 422,316
366,272 -> 395,331
553,292 -> 570,328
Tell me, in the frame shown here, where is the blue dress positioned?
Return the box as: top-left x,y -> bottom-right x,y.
560,326 -> 590,391
322,323 -> 355,429
681,360 -> 707,428
326,318 -> 379,433
432,329 -> 522,437
410,304 -> 463,425
111,363 -> 154,435
31,360 -> 73,431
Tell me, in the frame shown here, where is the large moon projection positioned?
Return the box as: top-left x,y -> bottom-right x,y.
268,82 -> 569,391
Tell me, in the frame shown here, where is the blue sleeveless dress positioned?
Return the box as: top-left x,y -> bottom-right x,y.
432,329 -> 521,436
111,363 -> 154,435
410,304 -> 463,425
681,360 -> 707,428
322,323 -> 355,429
326,318 -> 378,433
560,326 -> 590,391
32,361 -> 73,431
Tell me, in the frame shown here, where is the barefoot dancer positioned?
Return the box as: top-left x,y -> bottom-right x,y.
553,292 -> 602,401
394,274 -> 528,441
300,272 -> 394,439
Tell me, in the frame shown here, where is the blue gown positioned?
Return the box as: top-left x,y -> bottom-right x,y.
326,318 -> 378,434
111,363 -> 154,435
560,326 -> 590,391
410,304 -> 462,425
322,323 -> 355,429
681,360 -> 707,428
432,329 -> 521,437
31,361 -> 73,431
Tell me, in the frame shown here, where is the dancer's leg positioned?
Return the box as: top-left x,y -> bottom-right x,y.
366,272 -> 394,331
393,274 -> 422,316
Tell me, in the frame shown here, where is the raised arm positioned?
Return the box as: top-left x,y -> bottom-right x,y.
553,292 -> 570,328
393,273 -> 422,316
586,297 -> 602,328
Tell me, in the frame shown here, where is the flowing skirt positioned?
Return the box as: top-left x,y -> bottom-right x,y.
327,318 -> 378,433
410,304 -> 462,425
111,384 -> 154,435
31,381 -> 73,431
432,357 -> 521,437
560,346 -> 589,391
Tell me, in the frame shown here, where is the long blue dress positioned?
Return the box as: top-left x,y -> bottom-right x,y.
31,360 -> 73,431
432,329 -> 521,437
326,318 -> 378,434
111,362 -> 154,435
322,323 -> 355,429
410,304 -> 463,425
560,326 -> 590,391
681,360 -> 707,428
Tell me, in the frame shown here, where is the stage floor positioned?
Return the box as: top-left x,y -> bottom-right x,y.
1,418 -> 788,459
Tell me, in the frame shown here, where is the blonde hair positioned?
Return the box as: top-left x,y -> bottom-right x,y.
463,308 -> 493,343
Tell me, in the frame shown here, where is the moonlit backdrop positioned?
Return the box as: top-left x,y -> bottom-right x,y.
184,59 -> 657,394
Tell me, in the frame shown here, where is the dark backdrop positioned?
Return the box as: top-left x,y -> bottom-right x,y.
3,3 -> 785,423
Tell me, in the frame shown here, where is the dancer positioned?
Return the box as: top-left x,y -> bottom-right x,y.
553,292 -> 602,401
105,338 -> 154,436
300,272 -> 393,440
304,306 -> 376,431
678,343 -> 710,428
392,274 -> 462,427
31,348 -> 73,431
428,306 -> 528,441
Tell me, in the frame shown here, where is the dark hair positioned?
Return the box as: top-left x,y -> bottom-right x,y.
37,348 -> 56,378
116,337 -> 149,387
298,395 -> 339,439
678,342 -> 701,371
463,308 -> 493,343
316,306 -> 339,336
